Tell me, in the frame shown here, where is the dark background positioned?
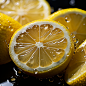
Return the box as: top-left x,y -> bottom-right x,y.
0,0 -> 86,86
47,0 -> 86,13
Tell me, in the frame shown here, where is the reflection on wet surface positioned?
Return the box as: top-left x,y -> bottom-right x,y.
0,80 -> 13,86
0,62 -> 68,86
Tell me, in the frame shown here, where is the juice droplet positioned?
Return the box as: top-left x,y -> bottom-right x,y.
65,17 -> 70,23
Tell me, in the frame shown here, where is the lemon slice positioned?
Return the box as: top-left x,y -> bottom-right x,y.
0,12 -> 22,65
0,0 -> 51,25
0,0 -> 5,4
65,40 -> 86,85
9,20 -> 74,77
47,8 -> 86,48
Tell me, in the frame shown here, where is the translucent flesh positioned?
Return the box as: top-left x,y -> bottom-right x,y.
0,0 -> 48,25
14,24 -> 67,68
55,13 -> 86,45
65,44 -> 86,84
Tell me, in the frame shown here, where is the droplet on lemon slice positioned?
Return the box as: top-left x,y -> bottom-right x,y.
9,20 -> 74,77
0,12 -> 22,65
0,0 -> 51,25
47,8 -> 86,48
65,40 -> 86,86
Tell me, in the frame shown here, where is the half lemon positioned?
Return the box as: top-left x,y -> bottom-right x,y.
65,40 -> 86,86
0,0 -> 51,25
9,20 -> 74,77
47,8 -> 86,48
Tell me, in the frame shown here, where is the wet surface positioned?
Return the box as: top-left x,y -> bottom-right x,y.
0,62 -> 69,86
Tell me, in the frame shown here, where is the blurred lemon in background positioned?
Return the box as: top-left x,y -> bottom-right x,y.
0,0 -> 51,25
0,13 -> 21,65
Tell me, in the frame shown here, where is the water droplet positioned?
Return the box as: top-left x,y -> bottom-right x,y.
83,23 -> 85,25
44,26 -> 48,30
1,5 -> 4,8
81,49 -> 84,52
50,51 -> 51,53
13,67 -> 18,76
47,47 -> 50,50
34,69 -> 38,74
58,8 -> 62,11
57,74 -> 63,78
69,0 -> 75,6
48,69 -> 51,71
20,34 -> 24,37
10,76 -> 16,82
53,55 -> 56,57
9,26 -> 11,28
18,70 -> 21,74
52,52 -> 54,54
58,81 -> 63,85
11,78 -> 16,82
10,23 -> 12,25
34,28 -> 36,29
84,55 -> 86,59
54,49 -> 56,51
66,26 -> 69,29
1,26 -> 3,28
51,7 -> 54,13
11,29 -> 14,32
49,78 -> 54,82
66,54 -> 69,57
65,16 -> 71,23
39,78 -> 43,81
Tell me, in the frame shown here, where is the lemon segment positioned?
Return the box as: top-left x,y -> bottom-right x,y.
47,8 -> 86,47
65,40 -> 86,85
0,0 -> 51,25
9,20 -> 74,77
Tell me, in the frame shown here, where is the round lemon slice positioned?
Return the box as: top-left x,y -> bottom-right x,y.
47,8 -> 86,48
9,20 -> 74,77
65,40 -> 86,86
0,0 -> 51,25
